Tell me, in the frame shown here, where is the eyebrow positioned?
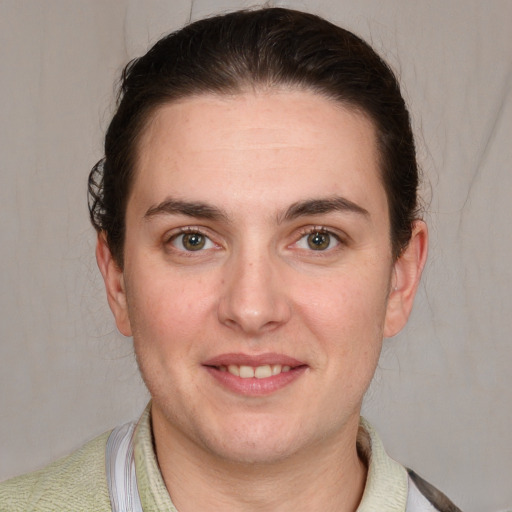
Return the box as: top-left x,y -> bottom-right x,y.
144,198 -> 229,222
280,197 -> 369,222
144,196 -> 369,224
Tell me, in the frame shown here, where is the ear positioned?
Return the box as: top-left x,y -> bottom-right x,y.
96,232 -> 133,337
383,220 -> 428,338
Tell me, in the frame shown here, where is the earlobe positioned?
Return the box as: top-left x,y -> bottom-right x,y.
383,221 -> 428,338
95,233 -> 133,337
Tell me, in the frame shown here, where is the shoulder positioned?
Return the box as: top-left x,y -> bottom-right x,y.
0,431 -> 112,512
358,418 -> 463,512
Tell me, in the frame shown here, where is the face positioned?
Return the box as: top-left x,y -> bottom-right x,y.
98,89 -> 426,465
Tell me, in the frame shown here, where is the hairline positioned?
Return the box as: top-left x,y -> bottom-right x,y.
115,84 -> 396,267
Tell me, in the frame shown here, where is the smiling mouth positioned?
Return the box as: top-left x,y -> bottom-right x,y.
217,364 -> 292,379
203,354 -> 307,394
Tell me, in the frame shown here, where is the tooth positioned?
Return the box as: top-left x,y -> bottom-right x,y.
255,365 -> 272,379
219,365 -> 227,372
239,365 -> 255,378
228,365 -> 240,376
282,365 -> 291,372
271,364 -> 282,375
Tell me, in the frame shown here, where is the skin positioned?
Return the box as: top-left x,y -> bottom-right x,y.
97,89 -> 428,511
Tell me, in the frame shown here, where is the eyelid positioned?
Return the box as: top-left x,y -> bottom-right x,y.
298,225 -> 345,240
165,225 -> 209,241
164,226 -> 220,251
292,225 -> 347,251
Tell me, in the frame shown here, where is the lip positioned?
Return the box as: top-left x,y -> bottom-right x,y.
204,352 -> 304,367
203,353 -> 308,396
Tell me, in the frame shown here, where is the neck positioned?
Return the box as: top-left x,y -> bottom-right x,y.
152,409 -> 367,512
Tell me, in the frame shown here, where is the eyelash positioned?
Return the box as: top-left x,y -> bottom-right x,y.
165,225 -> 345,255
294,227 -> 344,252
165,227 -> 217,253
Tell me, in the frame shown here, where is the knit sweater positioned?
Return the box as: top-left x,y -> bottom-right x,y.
0,405 -> 461,511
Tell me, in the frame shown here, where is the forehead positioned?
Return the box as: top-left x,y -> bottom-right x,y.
130,89 -> 386,220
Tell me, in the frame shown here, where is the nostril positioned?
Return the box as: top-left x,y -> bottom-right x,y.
217,262 -> 292,333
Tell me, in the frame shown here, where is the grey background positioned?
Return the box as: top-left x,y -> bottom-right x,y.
1,1 -> 511,511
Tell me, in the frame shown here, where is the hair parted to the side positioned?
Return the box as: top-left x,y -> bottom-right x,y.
88,7 -> 421,267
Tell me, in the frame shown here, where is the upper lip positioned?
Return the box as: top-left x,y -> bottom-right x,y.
203,353 -> 305,367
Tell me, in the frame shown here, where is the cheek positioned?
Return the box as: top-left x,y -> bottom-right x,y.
124,266 -> 216,359
126,274 -> 211,402
296,266 -> 390,332
291,264 -> 389,372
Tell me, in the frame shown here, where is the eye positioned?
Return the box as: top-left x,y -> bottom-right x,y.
170,231 -> 215,252
296,230 -> 340,251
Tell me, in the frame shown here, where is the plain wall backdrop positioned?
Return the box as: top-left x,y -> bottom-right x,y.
1,1 -> 511,511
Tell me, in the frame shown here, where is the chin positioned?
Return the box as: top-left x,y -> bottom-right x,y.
209,436 -> 301,466
198,417 -> 314,466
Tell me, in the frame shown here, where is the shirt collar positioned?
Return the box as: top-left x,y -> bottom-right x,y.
133,404 -> 408,511
356,417 -> 408,512
133,403 -> 178,511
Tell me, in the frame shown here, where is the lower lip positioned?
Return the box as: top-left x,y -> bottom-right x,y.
204,366 -> 307,396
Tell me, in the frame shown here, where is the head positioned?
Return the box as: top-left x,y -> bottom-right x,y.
88,7 -> 420,267
91,7 -> 427,468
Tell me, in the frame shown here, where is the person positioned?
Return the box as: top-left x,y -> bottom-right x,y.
0,7 -> 462,512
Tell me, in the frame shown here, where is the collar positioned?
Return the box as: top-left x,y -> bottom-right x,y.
132,404 -> 408,511
355,417 -> 408,511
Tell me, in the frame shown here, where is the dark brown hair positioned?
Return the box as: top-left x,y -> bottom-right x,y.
88,7 -> 420,266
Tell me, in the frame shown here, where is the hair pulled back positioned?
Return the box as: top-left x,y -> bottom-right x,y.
88,7 -> 420,266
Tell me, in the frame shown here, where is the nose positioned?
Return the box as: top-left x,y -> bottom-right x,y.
217,249 -> 292,335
